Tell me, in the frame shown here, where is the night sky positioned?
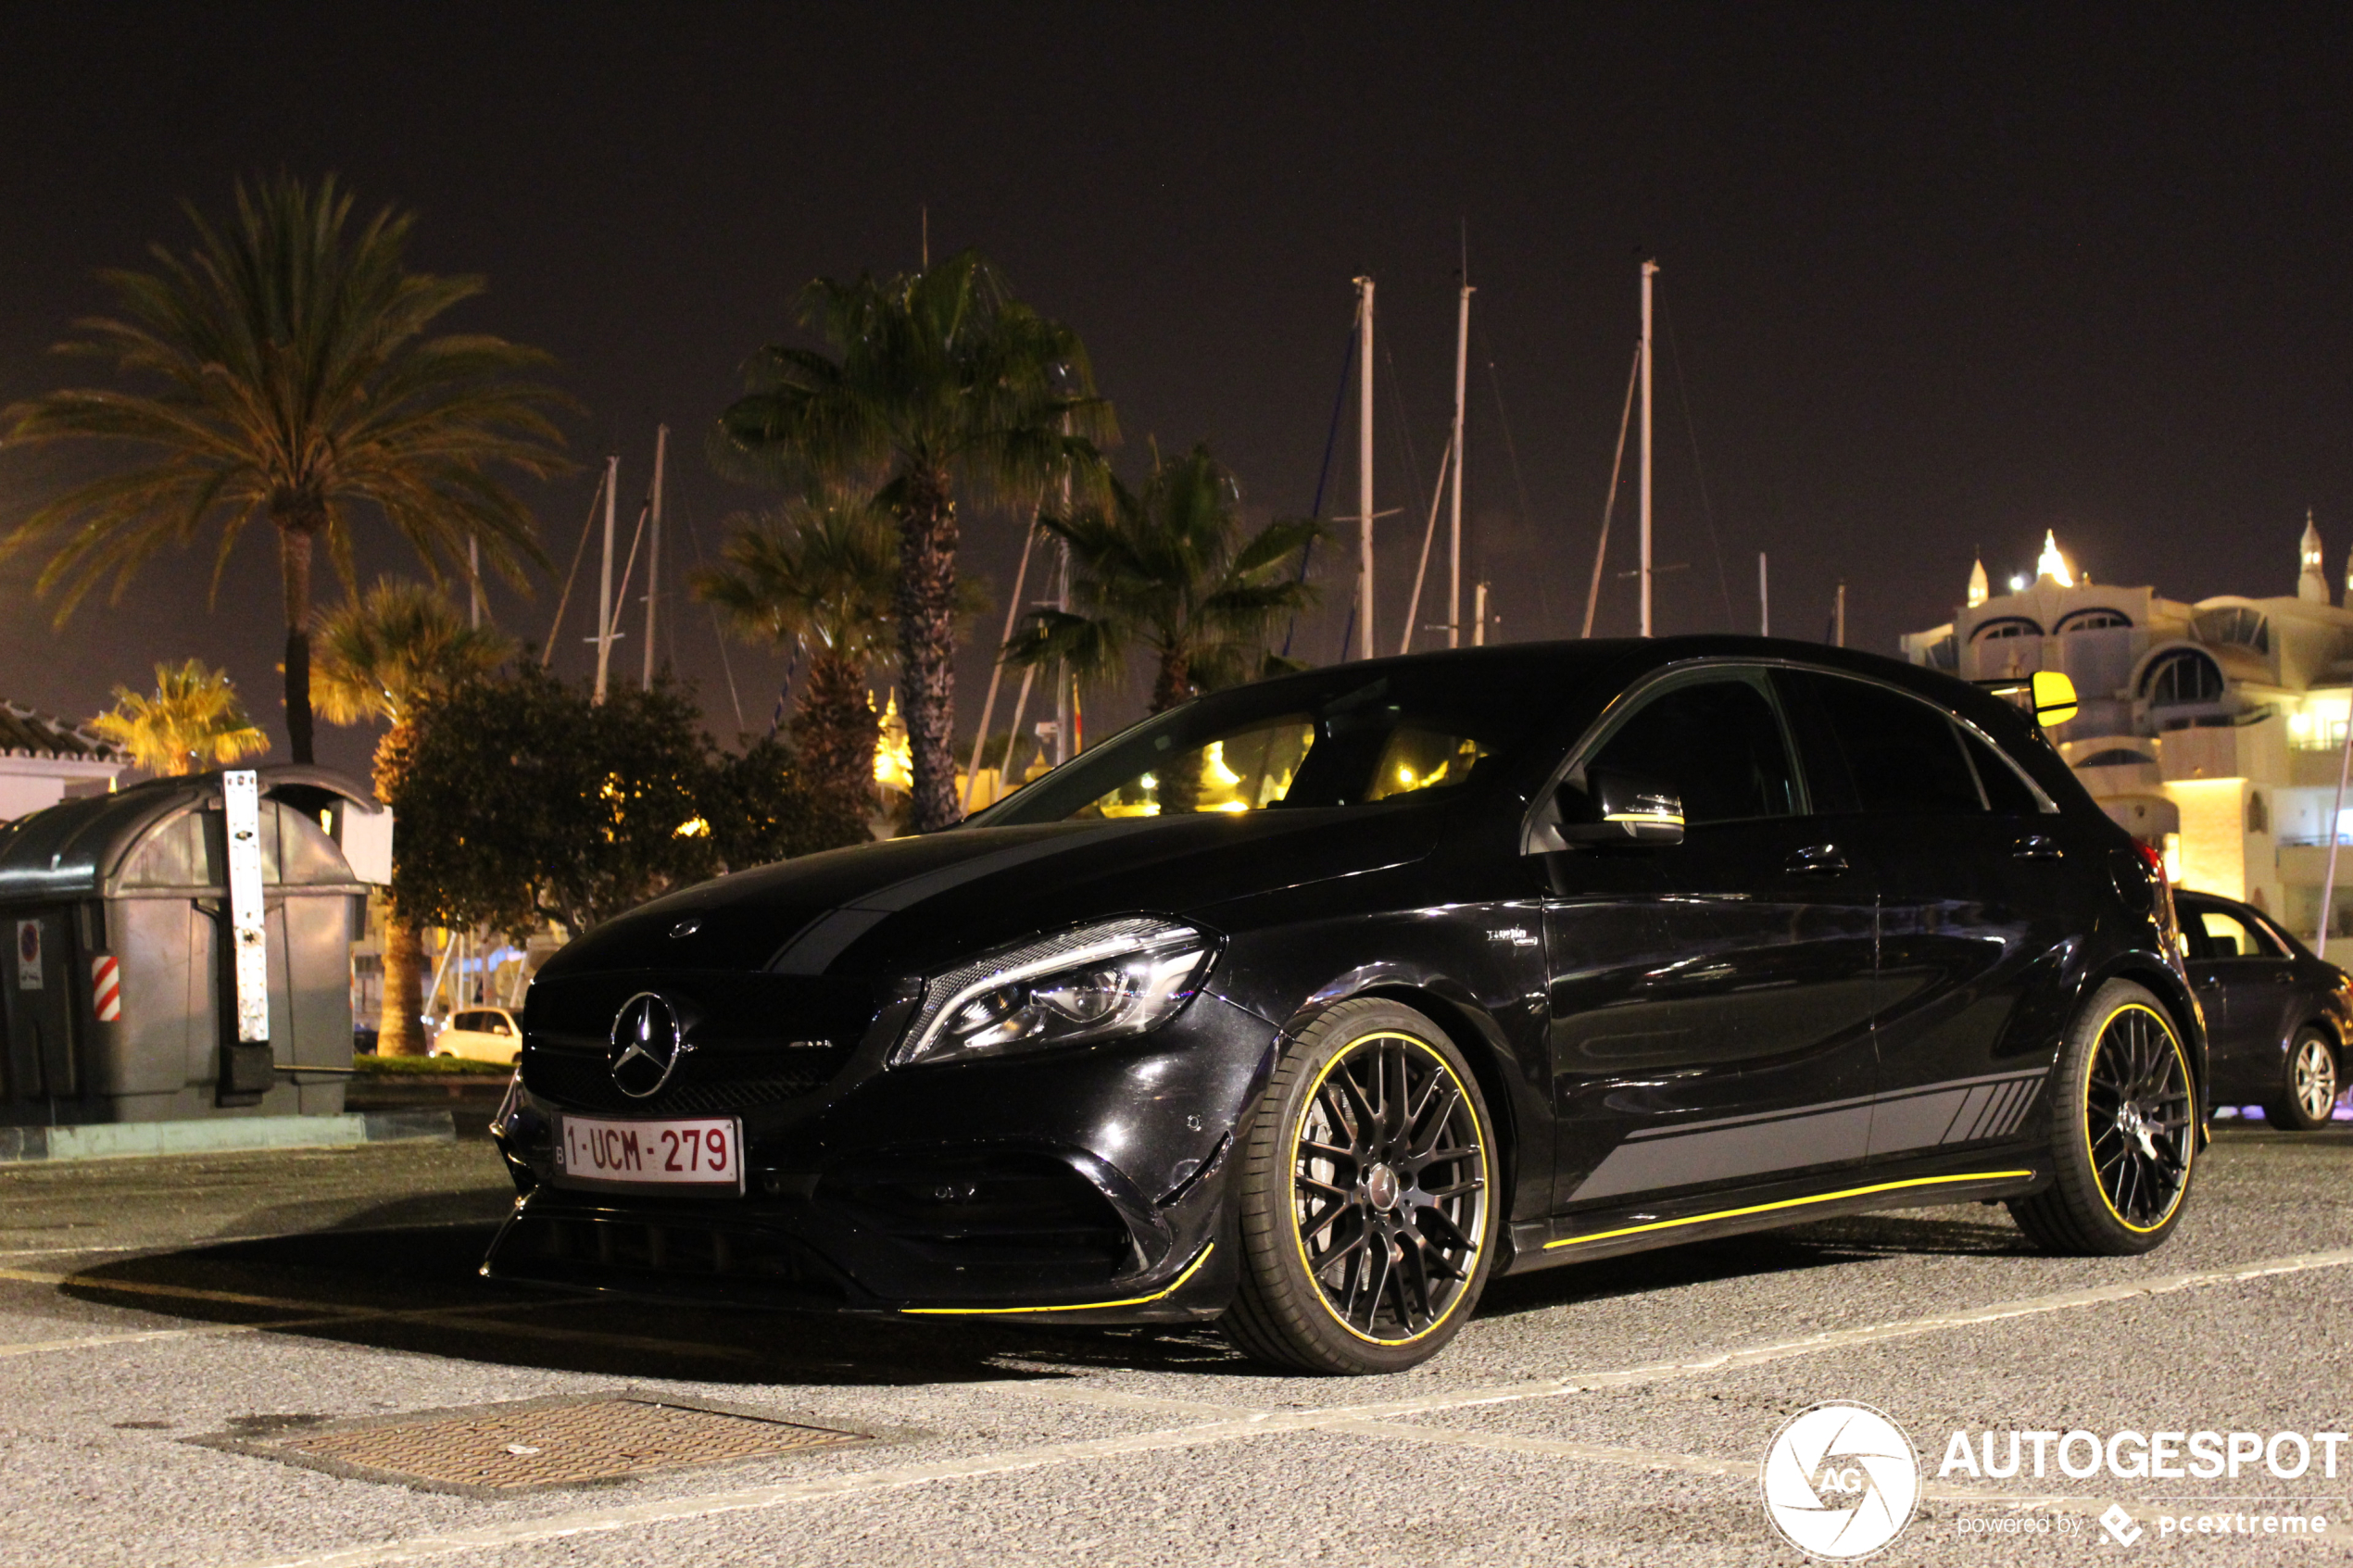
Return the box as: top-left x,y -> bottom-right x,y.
4,4 -> 2350,784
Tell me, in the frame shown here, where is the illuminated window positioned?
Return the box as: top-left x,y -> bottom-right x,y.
2055,608 -> 2132,633
1970,616 -> 2044,643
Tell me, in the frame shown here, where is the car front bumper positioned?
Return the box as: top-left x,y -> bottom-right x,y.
481,989 -> 1277,1322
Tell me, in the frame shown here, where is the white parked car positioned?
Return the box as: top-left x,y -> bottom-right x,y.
434,1007 -> 522,1066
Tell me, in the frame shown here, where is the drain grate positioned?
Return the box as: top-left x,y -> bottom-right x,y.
200,1394 -> 871,1496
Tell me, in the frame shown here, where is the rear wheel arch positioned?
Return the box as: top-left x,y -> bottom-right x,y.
2094,957 -> 2207,1102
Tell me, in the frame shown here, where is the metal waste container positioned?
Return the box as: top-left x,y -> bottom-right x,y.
0,764 -> 377,1125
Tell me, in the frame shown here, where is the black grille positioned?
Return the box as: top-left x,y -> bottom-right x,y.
819,1151 -> 1130,1275
522,1047 -> 836,1115
490,1208 -> 846,1303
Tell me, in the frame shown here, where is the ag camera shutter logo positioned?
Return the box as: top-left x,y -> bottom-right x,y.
1761,1401 -> 1920,1560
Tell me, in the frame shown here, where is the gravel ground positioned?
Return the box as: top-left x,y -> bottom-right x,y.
2,1129 -> 2349,1565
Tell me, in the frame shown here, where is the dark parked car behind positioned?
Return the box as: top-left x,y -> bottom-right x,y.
485,636 -> 2204,1374
2177,890 -> 2352,1129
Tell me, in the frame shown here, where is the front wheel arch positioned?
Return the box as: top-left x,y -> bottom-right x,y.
1348,985 -> 1521,1236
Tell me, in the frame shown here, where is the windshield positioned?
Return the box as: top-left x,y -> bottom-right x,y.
970,653 -> 1592,825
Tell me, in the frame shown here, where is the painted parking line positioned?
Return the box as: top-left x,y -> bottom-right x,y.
0,1215 -> 500,1261
222,1243 -> 2353,1568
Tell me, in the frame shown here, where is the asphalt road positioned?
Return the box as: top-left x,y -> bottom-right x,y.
3,1125 -> 2351,1566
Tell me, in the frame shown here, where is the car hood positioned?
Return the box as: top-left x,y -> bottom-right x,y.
538,804 -> 1445,985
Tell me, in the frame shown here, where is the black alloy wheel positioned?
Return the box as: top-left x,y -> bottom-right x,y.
1224,997 -> 1497,1374
2010,978 -> 2197,1255
2265,1028 -> 2341,1132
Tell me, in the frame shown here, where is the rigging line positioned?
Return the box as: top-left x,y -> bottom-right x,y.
1400,430 -> 1457,656
963,511 -> 1043,815
1378,330 -> 1429,533
1282,312 -> 1361,658
607,501 -> 651,642
679,495 -> 747,734
540,467 -> 608,668
1658,295 -> 1737,631
1583,345 -> 1642,637
1475,322 -> 1551,633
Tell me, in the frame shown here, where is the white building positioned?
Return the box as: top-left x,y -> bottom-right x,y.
0,703 -> 125,819
1902,520 -> 2353,941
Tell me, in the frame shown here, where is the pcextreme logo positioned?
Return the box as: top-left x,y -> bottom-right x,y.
1760,1401 -> 1921,1560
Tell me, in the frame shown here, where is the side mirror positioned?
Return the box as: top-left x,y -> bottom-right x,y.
1531,767 -> 1685,850
1976,669 -> 2079,728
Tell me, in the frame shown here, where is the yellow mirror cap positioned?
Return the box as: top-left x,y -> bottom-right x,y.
2031,669 -> 2079,726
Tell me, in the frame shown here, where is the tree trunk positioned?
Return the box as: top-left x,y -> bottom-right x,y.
377,912 -> 430,1056
893,465 -> 960,831
368,722 -> 428,1054
1149,649 -> 1191,714
1151,649 -> 1204,814
278,524 -> 317,764
792,646 -> 880,827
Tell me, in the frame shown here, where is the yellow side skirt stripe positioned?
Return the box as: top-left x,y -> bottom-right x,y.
1544,1170 -> 2036,1251
900,1242 -> 1215,1316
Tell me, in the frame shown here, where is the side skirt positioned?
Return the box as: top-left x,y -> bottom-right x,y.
1504,1160 -> 2045,1273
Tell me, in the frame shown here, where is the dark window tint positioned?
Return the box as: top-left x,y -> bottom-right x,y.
1962,730 -> 2042,814
1813,677 -> 1983,813
2145,649 -> 2224,706
1589,678 -> 1799,825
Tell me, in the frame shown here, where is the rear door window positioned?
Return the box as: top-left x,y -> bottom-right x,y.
1960,729 -> 2045,815
1806,674 -> 1984,813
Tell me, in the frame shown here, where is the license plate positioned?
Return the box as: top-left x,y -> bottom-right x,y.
556,1114 -> 742,1191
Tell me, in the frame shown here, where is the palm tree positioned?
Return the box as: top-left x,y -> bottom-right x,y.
92,659 -> 270,776
713,250 -> 1113,831
693,493 -> 898,824
1008,440 -> 1326,710
1,173 -> 567,765
314,578 -> 514,1056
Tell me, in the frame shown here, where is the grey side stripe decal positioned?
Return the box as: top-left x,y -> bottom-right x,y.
1563,1069 -> 2047,1204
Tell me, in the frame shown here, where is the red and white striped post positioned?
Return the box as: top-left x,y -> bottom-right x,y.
90,954 -> 120,1023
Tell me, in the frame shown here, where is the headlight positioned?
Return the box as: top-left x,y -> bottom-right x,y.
890,917 -> 1214,1067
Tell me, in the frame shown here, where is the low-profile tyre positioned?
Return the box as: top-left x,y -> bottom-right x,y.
1222,997 -> 1498,1374
2263,1028 -> 2341,1132
2007,978 -> 2197,1256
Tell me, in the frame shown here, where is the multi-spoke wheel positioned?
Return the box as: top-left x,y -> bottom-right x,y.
2009,979 -> 2197,1255
1224,997 -> 1497,1374
2265,1028 -> 2342,1132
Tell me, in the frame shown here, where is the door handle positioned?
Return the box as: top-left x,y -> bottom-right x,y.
2012,834 -> 2066,859
1784,843 -> 1850,875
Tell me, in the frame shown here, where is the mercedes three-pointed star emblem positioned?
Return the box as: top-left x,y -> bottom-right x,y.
609,992 -> 686,1098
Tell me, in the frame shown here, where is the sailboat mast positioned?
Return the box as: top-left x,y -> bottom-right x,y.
1448,273 -> 1471,649
1354,276 -> 1377,660
643,423 -> 668,689
594,454 -> 618,704
1639,259 -> 1656,638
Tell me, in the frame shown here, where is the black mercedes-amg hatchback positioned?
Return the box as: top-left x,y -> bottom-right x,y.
484,635 -> 2203,1374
